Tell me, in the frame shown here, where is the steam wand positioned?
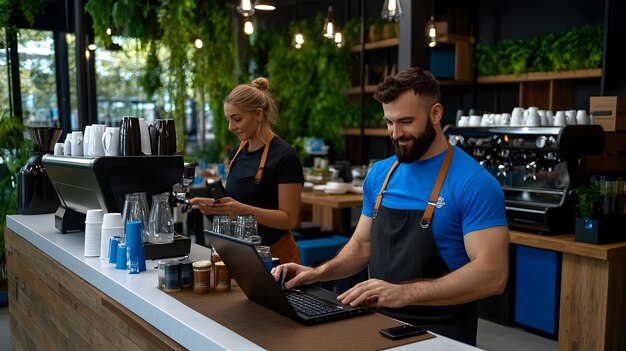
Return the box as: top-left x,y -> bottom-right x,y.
170,162 -> 199,213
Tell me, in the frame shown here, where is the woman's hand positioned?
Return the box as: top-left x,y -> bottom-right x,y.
189,196 -> 247,219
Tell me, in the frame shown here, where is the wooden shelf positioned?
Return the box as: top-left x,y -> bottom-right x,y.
346,85 -> 378,95
435,34 -> 475,45
477,68 -> 602,84
339,128 -> 388,137
350,38 -> 399,52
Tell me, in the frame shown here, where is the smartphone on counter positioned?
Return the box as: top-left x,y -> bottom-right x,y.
206,181 -> 227,200
380,324 -> 428,340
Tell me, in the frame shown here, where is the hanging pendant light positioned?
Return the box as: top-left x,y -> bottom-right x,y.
323,5 -> 335,39
381,0 -> 402,22
244,18 -> 254,35
254,0 -> 275,11
294,32 -> 304,49
427,16 -> 437,47
334,31 -> 344,48
237,0 -> 255,17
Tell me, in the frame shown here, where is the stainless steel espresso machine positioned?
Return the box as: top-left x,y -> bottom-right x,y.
444,125 -> 605,234
42,155 -> 196,258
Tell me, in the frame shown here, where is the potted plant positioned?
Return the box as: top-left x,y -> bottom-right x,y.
572,182 -> 623,244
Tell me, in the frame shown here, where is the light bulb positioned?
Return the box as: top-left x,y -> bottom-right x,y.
88,44 -> 97,51
324,21 -> 334,38
334,32 -> 343,47
428,39 -> 437,48
194,38 -> 203,49
244,19 -> 254,35
381,0 -> 402,21
387,0 -> 397,12
241,0 -> 252,11
106,27 -> 112,36
295,33 -> 304,45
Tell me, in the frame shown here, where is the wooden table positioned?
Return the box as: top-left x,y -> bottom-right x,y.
300,191 -> 363,235
509,230 -> 626,351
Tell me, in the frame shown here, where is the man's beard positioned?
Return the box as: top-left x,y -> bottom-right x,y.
391,118 -> 437,163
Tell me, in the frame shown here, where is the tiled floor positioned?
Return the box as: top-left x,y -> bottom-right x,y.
0,304 -> 556,350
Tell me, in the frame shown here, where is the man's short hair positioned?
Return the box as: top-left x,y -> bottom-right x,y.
373,66 -> 441,104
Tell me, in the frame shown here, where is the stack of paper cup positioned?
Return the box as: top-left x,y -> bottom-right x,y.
100,213 -> 124,260
84,209 -> 104,257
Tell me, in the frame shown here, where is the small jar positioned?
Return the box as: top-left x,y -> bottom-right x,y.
164,261 -> 181,292
192,260 -> 213,294
157,259 -> 170,289
179,259 -> 193,289
214,261 -> 230,292
256,245 -> 273,271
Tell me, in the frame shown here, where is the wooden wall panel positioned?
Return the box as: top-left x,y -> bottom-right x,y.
5,228 -> 185,351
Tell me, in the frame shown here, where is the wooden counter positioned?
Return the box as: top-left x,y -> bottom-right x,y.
5,214 -> 478,351
510,230 -> 626,351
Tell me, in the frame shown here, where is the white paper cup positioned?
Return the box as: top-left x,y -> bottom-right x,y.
100,226 -> 124,260
85,209 -> 104,224
102,213 -> 123,228
84,225 -> 102,257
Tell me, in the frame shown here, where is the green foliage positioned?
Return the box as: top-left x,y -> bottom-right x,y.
476,25 -> 603,76
255,15 -> 352,155
573,183 -> 603,219
192,0 -> 236,154
0,109 -> 32,278
0,0 -> 44,36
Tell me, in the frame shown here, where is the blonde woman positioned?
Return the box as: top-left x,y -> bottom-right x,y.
190,77 -> 303,264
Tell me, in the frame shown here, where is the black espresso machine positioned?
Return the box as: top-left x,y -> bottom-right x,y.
443,125 -> 605,234
42,155 -> 194,258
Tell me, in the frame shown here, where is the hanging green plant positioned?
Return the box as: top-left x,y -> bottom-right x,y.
255,14 -> 352,155
0,0 -> 45,36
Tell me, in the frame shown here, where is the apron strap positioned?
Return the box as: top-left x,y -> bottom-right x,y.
373,143 -> 454,226
228,129 -> 274,184
420,143 -> 454,229
373,160 -> 400,219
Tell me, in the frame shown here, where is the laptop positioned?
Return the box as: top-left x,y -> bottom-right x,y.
205,230 -> 371,325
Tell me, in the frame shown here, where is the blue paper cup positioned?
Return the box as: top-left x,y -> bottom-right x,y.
125,221 -> 143,248
127,245 -> 141,274
108,236 -> 120,264
115,243 -> 127,270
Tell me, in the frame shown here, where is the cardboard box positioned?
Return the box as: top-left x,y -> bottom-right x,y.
590,96 -> 626,131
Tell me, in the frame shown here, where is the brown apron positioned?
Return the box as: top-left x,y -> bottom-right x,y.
229,130 -> 300,264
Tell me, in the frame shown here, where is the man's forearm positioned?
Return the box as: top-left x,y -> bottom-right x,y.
314,239 -> 370,282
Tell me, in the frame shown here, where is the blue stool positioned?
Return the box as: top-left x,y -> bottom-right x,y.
296,235 -> 349,267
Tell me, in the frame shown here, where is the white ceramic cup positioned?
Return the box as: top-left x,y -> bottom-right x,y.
525,107 -> 540,126
63,133 -> 72,156
102,127 -> 120,156
138,118 -> 152,155
71,131 -> 84,156
566,110 -> 577,125
54,143 -> 64,156
83,126 -> 92,156
457,116 -> 469,127
576,109 -> 590,125
469,115 -> 482,127
88,124 -> 107,157
554,111 -> 567,126
100,213 -> 124,260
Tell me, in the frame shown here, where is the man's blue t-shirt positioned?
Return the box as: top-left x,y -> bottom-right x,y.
362,145 -> 508,270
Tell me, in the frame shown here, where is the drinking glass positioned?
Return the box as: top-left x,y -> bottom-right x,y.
121,192 -> 149,242
235,214 -> 257,240
212,215 -> 233,236
148,192 -> 175,244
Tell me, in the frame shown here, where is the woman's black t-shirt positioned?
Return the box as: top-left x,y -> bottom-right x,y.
225,137 -> 304,246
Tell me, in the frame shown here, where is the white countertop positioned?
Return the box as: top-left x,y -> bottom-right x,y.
7,214 -> 481,351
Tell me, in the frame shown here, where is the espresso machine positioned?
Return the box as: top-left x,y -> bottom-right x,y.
42,155 -> 195,258
444,125 -> 605,234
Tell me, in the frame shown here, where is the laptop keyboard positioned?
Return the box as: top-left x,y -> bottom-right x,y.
284,289 -> 343,316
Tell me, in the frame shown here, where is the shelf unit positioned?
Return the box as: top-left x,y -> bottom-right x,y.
477,68 -> 602,111
429,34 -> 474,83
347,37 -> 399,95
